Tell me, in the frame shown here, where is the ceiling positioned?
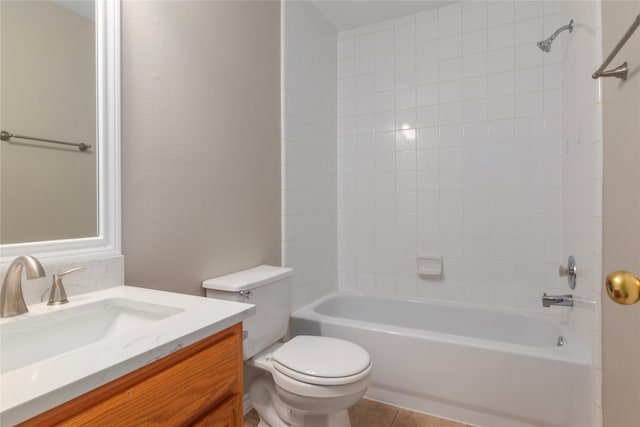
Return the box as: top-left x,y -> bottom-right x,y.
310,0 -> 455,31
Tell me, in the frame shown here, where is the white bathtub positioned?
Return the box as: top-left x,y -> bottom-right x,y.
291,291 -> 591,427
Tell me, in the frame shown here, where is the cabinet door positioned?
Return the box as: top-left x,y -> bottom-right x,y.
191,395 -> 241,427
19,324 -> 243,427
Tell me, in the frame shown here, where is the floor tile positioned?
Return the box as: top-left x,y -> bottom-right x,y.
243,398 -> 470,427
349,398 -> 399,427
244,408 -> 260,427
392,408 -> 470,427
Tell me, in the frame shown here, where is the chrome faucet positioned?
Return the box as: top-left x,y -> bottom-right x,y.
1,255 -> 46,317
542,293 -> 574,308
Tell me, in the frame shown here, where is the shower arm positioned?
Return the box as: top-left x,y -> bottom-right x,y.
546,20 -> 574,44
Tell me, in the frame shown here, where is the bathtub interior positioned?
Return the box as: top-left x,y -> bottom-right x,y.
291,292 -> 592,427
312,293 -> 573,349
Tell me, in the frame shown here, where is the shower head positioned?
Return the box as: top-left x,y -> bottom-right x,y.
537,19 -> 574,52
537,39 -> 553,52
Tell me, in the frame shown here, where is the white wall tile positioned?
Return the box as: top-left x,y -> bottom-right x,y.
356,53 -> 374,74
440,80 -> 463,103
488,1 -> 514,28
488,47 -> 514,73
284,1 -> 338,310
463,30 -> 488,55
375,29 -> 394,52
515,44 -> 543,70
439,11 -> 462,38
395,21 -> 416,48
515,1 -> 543,22
375,50 -> 395,72
488,24 -> 514,50
439,35 -> 463,60
463,99 -> 488,123
463,76 -> 488,99
488,71 -> 514,96
417,83 -> 438,106
335,0 -> 564,315
416,10 -> 438,42
417,62 -> 439,84
440,58 -> 464,81
417,40 -> 438,64
463,5 -> 487,33
488,95 -> 514,120
396,45 -> 416,68
356,33 -> 375,56
396,66 -> 416,89
515,17 -> 543,46
417,105 -> 439,128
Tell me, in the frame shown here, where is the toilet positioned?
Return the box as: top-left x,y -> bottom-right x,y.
203,265 -> 372,427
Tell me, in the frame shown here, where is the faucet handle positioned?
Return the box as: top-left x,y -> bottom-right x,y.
47,267 -> 84,306
558,255 -> 577,289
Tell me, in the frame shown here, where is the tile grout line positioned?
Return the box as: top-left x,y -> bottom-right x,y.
389,407 -> 400,427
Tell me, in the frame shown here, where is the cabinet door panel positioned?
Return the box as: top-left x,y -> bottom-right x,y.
20,324 -> 242,427
191,395 -> 241,427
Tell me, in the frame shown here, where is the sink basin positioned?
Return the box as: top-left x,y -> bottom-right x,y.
0,298 -> 184,375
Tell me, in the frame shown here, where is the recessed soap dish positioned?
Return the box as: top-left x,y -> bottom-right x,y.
417,256 -> 443,277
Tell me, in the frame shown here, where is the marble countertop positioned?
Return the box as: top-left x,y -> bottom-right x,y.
0,285 -> 254,425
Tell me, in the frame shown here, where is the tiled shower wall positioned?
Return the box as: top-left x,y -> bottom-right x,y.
337,1 -> 566,311
561,1 -> 602,424
282,1 -> 338,311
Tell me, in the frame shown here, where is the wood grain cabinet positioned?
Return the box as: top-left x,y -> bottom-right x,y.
20,323 -> 243,427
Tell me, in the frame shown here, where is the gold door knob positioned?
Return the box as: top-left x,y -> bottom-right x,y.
605,271 -> 640,305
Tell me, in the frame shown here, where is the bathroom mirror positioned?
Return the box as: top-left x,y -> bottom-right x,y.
0,0 -> 120,263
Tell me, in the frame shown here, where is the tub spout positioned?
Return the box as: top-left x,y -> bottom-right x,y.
542,293 -> 573,308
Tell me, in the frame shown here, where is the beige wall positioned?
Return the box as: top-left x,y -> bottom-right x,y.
602,1 -> 640,426
121,1 -> 281,296
0,1 -> 97,244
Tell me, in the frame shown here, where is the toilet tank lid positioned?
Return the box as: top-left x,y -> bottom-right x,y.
202,265 -> 293,291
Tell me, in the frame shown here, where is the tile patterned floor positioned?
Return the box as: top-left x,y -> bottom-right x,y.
244,398 -> 471,427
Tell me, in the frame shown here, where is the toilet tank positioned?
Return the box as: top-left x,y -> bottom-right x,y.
202,265 -> 292,359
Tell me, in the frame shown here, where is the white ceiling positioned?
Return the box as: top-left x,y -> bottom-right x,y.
310,0 -> 455,31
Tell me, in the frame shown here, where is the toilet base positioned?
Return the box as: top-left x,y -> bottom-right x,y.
255,409 -> 350,427
301,410 -> 350,427
249,373 -> 354,427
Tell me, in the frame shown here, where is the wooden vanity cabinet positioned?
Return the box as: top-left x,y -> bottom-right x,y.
19,323 -> 243,427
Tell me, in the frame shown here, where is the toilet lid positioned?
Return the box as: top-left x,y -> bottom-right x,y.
272,336 -> 371,380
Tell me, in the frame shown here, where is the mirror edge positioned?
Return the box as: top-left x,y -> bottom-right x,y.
0,0 -> 121,264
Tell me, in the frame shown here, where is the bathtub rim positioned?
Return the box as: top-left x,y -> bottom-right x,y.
290,290 -> 591,366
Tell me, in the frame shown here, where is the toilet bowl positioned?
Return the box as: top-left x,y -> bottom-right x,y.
249,336 -> 372,427
203,266 -> 372,427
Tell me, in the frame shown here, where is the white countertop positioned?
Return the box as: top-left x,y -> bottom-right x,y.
0,286 -> 254,425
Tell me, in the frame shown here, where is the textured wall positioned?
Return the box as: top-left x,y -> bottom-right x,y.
121,1 -> 281,296
601,1 -> 640,426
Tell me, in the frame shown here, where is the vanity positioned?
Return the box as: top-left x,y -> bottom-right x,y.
1,286 -> 254,425
24,324 -> 244,427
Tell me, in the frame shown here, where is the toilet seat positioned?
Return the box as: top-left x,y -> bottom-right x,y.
271,364 -> 372,399
272,336 -> 372,386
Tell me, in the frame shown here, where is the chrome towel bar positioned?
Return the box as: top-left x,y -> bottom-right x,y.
0,130 -> 91,152
592,13 -> 640,81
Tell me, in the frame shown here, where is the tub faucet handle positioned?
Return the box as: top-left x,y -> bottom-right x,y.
558,255 -> 577,289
